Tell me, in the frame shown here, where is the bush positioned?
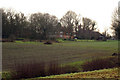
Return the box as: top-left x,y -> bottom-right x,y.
44,41 -> 52,44
56,39 -> 64,43
47,61 -> 79,75
4,61 -> 80,79
9,34 -> 16,41
11,62 -> 46,79
47,61 -> 61,75
16,38 -> 24,41
61,65 -> 79,73
2,38 -> 15,42
81,56 -> 118,71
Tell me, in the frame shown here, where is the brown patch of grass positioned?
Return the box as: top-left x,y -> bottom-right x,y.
11,62 -> 46,79
81,56 -> 118,71
9,61 -> 79,79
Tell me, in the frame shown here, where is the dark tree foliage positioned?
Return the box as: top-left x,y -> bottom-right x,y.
76,17 -> 97,39
82,17 -> 97,31
2,8 -> 28,39
29,13 -> 60,40
60,11 -> 78,39
111,8 -> 120,39
1,8 -> 101,40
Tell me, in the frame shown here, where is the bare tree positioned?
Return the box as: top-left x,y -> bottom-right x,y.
82,17 -> 97,31
29,13 -> 59,40
60,11 -> 78,39
111,8 -> 120,39
80,17 -> 97,39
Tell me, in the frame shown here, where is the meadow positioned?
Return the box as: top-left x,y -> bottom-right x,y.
2,40 -> 118,71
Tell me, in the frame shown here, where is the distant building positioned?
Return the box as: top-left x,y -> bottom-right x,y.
49,26 -> 106,40
54,31 -> 74,39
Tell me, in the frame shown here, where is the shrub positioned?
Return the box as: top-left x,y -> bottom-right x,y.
47,61 -> 62,75
11,62 -> 46,79
56,39 -> 64,43
16,38 -> 24,41
47,61 -> 79,75
44,41 -> 52,44
61,65 -> 79,73
2,72 -> 12,80
2,39 -> 14,42
9,34 -> 16,41
81,56 -> 118,71
5,61 -> 80,79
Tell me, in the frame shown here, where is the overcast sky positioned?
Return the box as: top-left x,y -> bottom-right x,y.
0,0 -> 119,35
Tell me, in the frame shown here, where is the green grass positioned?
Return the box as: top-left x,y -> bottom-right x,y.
3,40 -> 118,71
2,40 -> 119,79
75,39 -> 95,42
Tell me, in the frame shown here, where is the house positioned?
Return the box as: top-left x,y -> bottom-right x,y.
55,31 -> 74,39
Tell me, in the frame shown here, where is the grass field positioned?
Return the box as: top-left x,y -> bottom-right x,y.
3,40 -> 118,71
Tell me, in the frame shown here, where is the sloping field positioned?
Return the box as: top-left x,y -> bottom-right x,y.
2,40 -> 118,71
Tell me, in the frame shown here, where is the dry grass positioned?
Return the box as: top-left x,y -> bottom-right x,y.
42,68 -> 119,78
81,56 -> 118,71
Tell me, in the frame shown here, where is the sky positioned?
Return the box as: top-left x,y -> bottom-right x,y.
0,0 -> 119,35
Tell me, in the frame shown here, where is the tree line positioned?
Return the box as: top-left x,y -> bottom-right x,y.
1,8 -> 117,41
111,7 -> 120,40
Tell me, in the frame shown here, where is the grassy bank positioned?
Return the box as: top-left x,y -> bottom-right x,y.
23,68 -> 119,79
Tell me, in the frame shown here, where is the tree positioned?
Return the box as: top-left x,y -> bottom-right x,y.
2,9 -> 17,38
102,29 -> 111,39
82,17 -> 97,31
2,8 -> 10,38
77,17 -> 97,39
60,11 -> 78,39
2,8 -> 28,39
29,12 -> 59,40
14,12 -> 28,38
111,8 -> 120,39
